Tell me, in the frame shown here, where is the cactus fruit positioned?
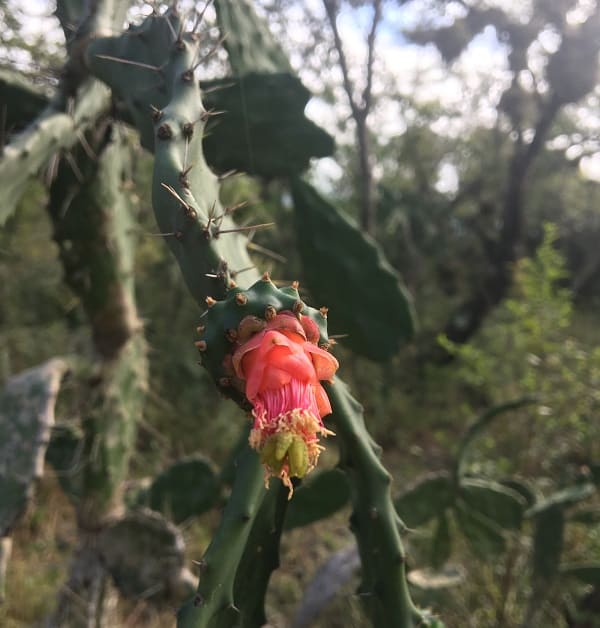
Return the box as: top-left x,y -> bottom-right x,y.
197,276 -> 338,493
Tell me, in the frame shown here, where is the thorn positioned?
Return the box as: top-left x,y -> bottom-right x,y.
179,163 -> 194,188
160,182 -> 191,210
196,325 -> 205,334
202,81 -> 236,94
292,281 -> 299,290
328,338 -> 338,345
319,342 -> 330,351
200,109 -> 225,122
195,340 -> 207,351
293,301 -> 304,315
94,54 -> 164,73
230,266 -> 255,278
225,329 -> 238,342
262,271 -> 271,282
206,296 -> 217,307
247,242 -> 287,263
265,305 -> 277,321
181,69 -> 194,83
77,131 -> 97,160
218,222 -> 275,235
217,169 -> 238,182
164,11 -> 178,41
150,105 -> 163,122
174,230 -> 184,241
228,280 -> 237,289
192,0 -> 214,32
235,293 -> 248,305
319,307 -> 329,318
193,34 -> 227,70
64,151 -> 84,183
329,334 -> 348,340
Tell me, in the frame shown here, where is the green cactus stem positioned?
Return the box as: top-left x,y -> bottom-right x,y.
214,0 -> 291,74
44,126 -> 147,627
291,178 -> 416,361
47,123 -> 147,521
0,80 -> 110,226
0,0 -> 131,226
177,450 -> 266,628
325,378 -> 429,628
233,482 -> 289,627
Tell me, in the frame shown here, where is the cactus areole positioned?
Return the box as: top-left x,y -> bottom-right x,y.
196,275 -> 338,495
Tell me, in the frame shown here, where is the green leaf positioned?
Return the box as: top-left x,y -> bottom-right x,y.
454,499 -> 506,557
147,456 -> 220,524
454,398 -> 536,478
532,505 -> 564,584
395,472 -> 454,528
560,562 -> 600,585
291,178 -> 416,361
460,478 -> 526,530
526,483 -> 596,518
431,512 -> 452,568
285,469 -> 350,530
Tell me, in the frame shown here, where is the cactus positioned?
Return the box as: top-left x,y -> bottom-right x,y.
201,73 -> 334,176
145,456 -> 220,523
0,2 -> 435,625
291,178 -> 416,361
43,118 -> 148,625
214,0 -> 291,74
83,6 -> 431,627
0,358 -> 69,602
99,509 -> 196,604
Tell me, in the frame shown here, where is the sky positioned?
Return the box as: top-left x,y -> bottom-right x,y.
8,0 -> 600,187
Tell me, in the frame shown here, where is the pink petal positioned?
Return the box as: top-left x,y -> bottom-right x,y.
303,343 -> 339,381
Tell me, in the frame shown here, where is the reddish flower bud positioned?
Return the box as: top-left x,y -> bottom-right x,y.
232,312 -> 338,496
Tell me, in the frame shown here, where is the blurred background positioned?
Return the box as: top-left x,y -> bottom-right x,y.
2,1 -> 600,626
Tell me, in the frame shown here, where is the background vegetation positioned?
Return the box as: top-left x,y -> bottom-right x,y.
2,1 -> 600,626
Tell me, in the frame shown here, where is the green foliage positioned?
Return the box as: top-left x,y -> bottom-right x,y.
291,178 -> 416,361
395,473 -> 454,528
438,224 -> 600,476
284,469 -> 350,530
144,456 -> 220,524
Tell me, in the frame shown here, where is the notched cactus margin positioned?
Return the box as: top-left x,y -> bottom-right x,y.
291,178 -> 416,362
326,379 -> 428,628
177,450 -> 266,628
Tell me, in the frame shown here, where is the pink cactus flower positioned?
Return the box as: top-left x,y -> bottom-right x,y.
232,311 -> 338,496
